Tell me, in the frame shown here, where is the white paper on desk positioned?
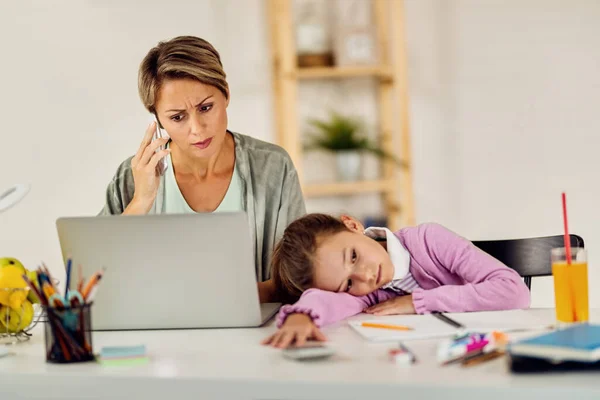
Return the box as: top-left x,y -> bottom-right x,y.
348,315 -> 457,342
442,309 -> 552,333
348,310 -> 552,342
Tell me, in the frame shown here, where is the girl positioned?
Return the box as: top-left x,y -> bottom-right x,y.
262,213 -> 530,348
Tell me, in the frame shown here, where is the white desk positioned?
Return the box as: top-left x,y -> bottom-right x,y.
1,309 -> 599,400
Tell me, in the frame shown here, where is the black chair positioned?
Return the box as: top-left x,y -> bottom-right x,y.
472,234 -> 585,290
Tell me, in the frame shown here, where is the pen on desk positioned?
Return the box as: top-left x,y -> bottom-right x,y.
399,342 -> 417,363
432,312 -> 465,329
361,322 -> 413,331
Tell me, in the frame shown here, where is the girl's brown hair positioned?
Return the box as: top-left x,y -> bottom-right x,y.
138,35 -> 229,113
271,213 -> 349,303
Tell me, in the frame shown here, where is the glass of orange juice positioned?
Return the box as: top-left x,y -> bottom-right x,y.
551,247 -> 589,324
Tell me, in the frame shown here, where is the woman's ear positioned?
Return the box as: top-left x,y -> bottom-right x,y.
340,215 -> 365,233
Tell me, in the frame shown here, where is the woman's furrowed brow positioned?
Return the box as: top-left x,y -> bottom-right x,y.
165,95 -> 213,113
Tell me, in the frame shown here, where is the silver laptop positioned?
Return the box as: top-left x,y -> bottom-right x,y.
55,212 -> 280,331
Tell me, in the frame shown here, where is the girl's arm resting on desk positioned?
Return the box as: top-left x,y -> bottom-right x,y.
409,223 -> 531,314
276,288 -> 396,328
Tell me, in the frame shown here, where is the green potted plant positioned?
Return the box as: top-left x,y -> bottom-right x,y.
304,112 -> 404,181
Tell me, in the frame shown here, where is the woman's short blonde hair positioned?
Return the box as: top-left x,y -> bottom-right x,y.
138,36 -> 228,113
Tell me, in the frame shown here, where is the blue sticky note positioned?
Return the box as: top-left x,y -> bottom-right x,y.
100,345 -> 147,360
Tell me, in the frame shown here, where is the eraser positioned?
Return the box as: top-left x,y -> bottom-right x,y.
389,348 -> 414,365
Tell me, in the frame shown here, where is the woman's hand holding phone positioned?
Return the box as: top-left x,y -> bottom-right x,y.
123,121 -> 170,215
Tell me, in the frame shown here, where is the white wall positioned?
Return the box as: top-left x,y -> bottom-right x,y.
2,0 -> 599,309
404,0 -> 600,307
462,0 -> 600,307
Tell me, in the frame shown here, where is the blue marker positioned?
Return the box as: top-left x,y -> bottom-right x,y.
64,257 -> 72,299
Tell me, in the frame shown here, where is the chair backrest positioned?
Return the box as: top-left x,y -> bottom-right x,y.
472,234 -> 585,290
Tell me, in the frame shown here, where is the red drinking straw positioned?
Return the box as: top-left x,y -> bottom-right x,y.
562,192 -> 572,265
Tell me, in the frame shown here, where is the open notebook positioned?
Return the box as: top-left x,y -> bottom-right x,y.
348,310 -> 552,342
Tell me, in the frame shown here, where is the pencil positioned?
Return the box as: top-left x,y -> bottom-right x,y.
42,281 -> 57,300
22,274 -> 46,306
462,350 -> 505,367
82,270 -> 104,300
77,264 -> 84,292
361,322 -> 413,331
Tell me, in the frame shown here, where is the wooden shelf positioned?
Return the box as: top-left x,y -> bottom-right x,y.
303,180 -> 394,198
267,0 -> 415,230
294,66 -> 392,80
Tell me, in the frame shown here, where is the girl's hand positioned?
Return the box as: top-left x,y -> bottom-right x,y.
364,294 -> 416,316
124,121 -> 170,215
261,314 -> 327,348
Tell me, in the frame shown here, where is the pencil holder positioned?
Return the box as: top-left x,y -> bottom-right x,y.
43,303 -> 95,363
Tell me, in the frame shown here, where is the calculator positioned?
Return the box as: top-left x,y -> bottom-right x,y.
282,342 -> 335,361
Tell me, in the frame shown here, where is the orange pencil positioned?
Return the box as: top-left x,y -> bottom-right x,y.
42,282 -> 57,300
361,322 -> 413,331
81,270 -> 104,300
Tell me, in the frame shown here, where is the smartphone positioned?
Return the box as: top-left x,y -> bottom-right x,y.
153,115 -> 168,176
282,342 -> 334,361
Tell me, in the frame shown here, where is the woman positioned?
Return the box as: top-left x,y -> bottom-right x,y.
99,36 -> 306,302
